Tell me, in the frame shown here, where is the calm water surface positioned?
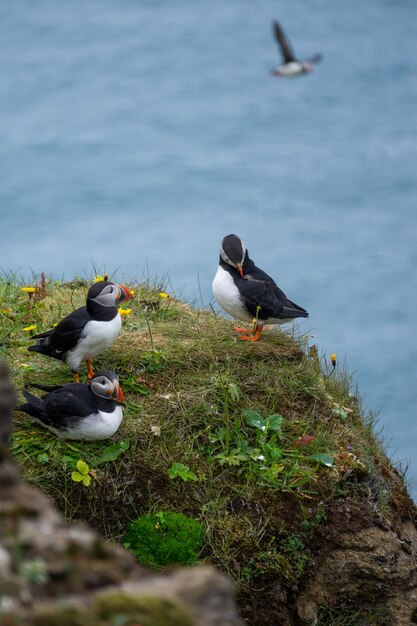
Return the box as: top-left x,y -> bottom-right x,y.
1,1 -> 417,493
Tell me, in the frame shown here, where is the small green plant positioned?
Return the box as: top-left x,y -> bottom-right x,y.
317,602 -> 378,625
281,534 -> 309,577
139,350 -> 166,372
124,511 -> 205,568
300,508 -> 327,532
19,558 -> 49,584
71,460 -> 91,487
168,462 -> 198,482
210,368 -> 240,453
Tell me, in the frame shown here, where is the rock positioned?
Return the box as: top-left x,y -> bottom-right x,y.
296,509 -> 417,625
122,566 -> 242,626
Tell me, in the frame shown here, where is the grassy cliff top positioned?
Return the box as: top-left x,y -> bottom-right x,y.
1,274 -> 414,611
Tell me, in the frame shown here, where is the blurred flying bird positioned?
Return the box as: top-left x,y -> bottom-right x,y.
271,21 -> 322,77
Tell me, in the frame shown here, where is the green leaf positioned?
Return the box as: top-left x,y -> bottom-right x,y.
168,462 -> 198,482
122,375 -> 149,395
214,450 -> 249,466
82,474 -> 91,487
333,406 -> 348,419
62,455 -> 78,468
76,460 -> 89,475
71,471 -> 83,482
308,453 -> 334,467
244,409 -> 264,430
261,442 -> 283,461
227,382 -> 240,401
265,414 -> 284,432
36,453 -> 49,464
91,440 -> 130,466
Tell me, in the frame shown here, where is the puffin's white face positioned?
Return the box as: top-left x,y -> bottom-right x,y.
220,234 -> 246,269
90,374 -> 115,398
91,284 -> 121,307
90,371 -> 125,404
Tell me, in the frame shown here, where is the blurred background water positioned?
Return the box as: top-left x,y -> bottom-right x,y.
1,1 -> 416,493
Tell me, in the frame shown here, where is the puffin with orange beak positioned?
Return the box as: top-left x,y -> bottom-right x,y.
212,234 -> 308,341
17,370 -> 125,440
28,280 -> 133,380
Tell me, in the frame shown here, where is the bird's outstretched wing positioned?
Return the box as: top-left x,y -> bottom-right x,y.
272,21 -> 296,63
306,53 -> 323,64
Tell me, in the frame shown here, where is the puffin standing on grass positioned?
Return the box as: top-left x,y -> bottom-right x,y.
212,234 -> 308,341
271,21 -> 322,77
28,281 -> 132,381
18,370 -> 125,440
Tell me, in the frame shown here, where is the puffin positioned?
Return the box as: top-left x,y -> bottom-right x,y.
212,234 -> 309,341
271,21 -> 322,77
28,280 -> 132,381
17,370 -> 125,440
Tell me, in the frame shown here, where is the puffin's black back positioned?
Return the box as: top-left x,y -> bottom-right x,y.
223,252 -> 308,322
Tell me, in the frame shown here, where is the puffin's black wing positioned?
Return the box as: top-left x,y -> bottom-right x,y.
306,53 -> 323,64
18,389 -> 47,420
43,385 -> 97,420
29,307 -> 90,356
20,384 -> 97,428
239,269 -> 308,321
273,21 -> 297,63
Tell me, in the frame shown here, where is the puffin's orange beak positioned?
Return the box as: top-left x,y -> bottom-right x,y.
112,382 -> 125,406
236,264 -> 244,278
117,284 -> 133,303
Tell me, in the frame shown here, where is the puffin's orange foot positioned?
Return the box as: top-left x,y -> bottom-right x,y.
238,334 -> 261,342
86,360 -> 95,379
234,327 -> 251,334
73,372 -> 80,383
238,326 -> 263,342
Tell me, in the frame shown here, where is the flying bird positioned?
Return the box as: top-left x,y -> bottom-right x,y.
212,234 -> 308,341
28,280 -> 132,381
271,21 -> 322,77
18,370 -> 125,440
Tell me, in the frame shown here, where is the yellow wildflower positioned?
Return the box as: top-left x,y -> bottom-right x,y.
129,289 -> 135,296
93,275 -> 105,283
159,292 -> 169,299
119,308 -> 132,317
330,353 -> 337,368
21,287 -> 36,294
23,325 -> 37,332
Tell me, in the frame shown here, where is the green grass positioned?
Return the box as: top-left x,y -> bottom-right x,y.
124,510 -> 205,568
1,272 -> 413,597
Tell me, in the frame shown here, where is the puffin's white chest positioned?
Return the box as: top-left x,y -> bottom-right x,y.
274,61 -> 304,76
212,266 -> 253,323
65,315 -> 122,370
51,406 -> 124,441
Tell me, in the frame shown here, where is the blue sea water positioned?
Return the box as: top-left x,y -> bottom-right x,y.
1,1 -> 417,493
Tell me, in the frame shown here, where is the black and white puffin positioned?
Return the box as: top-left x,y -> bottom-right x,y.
28,281 -> 132,381
17,370 -> 125,440
271,21 -> 322,77
212,234 -> 309,341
